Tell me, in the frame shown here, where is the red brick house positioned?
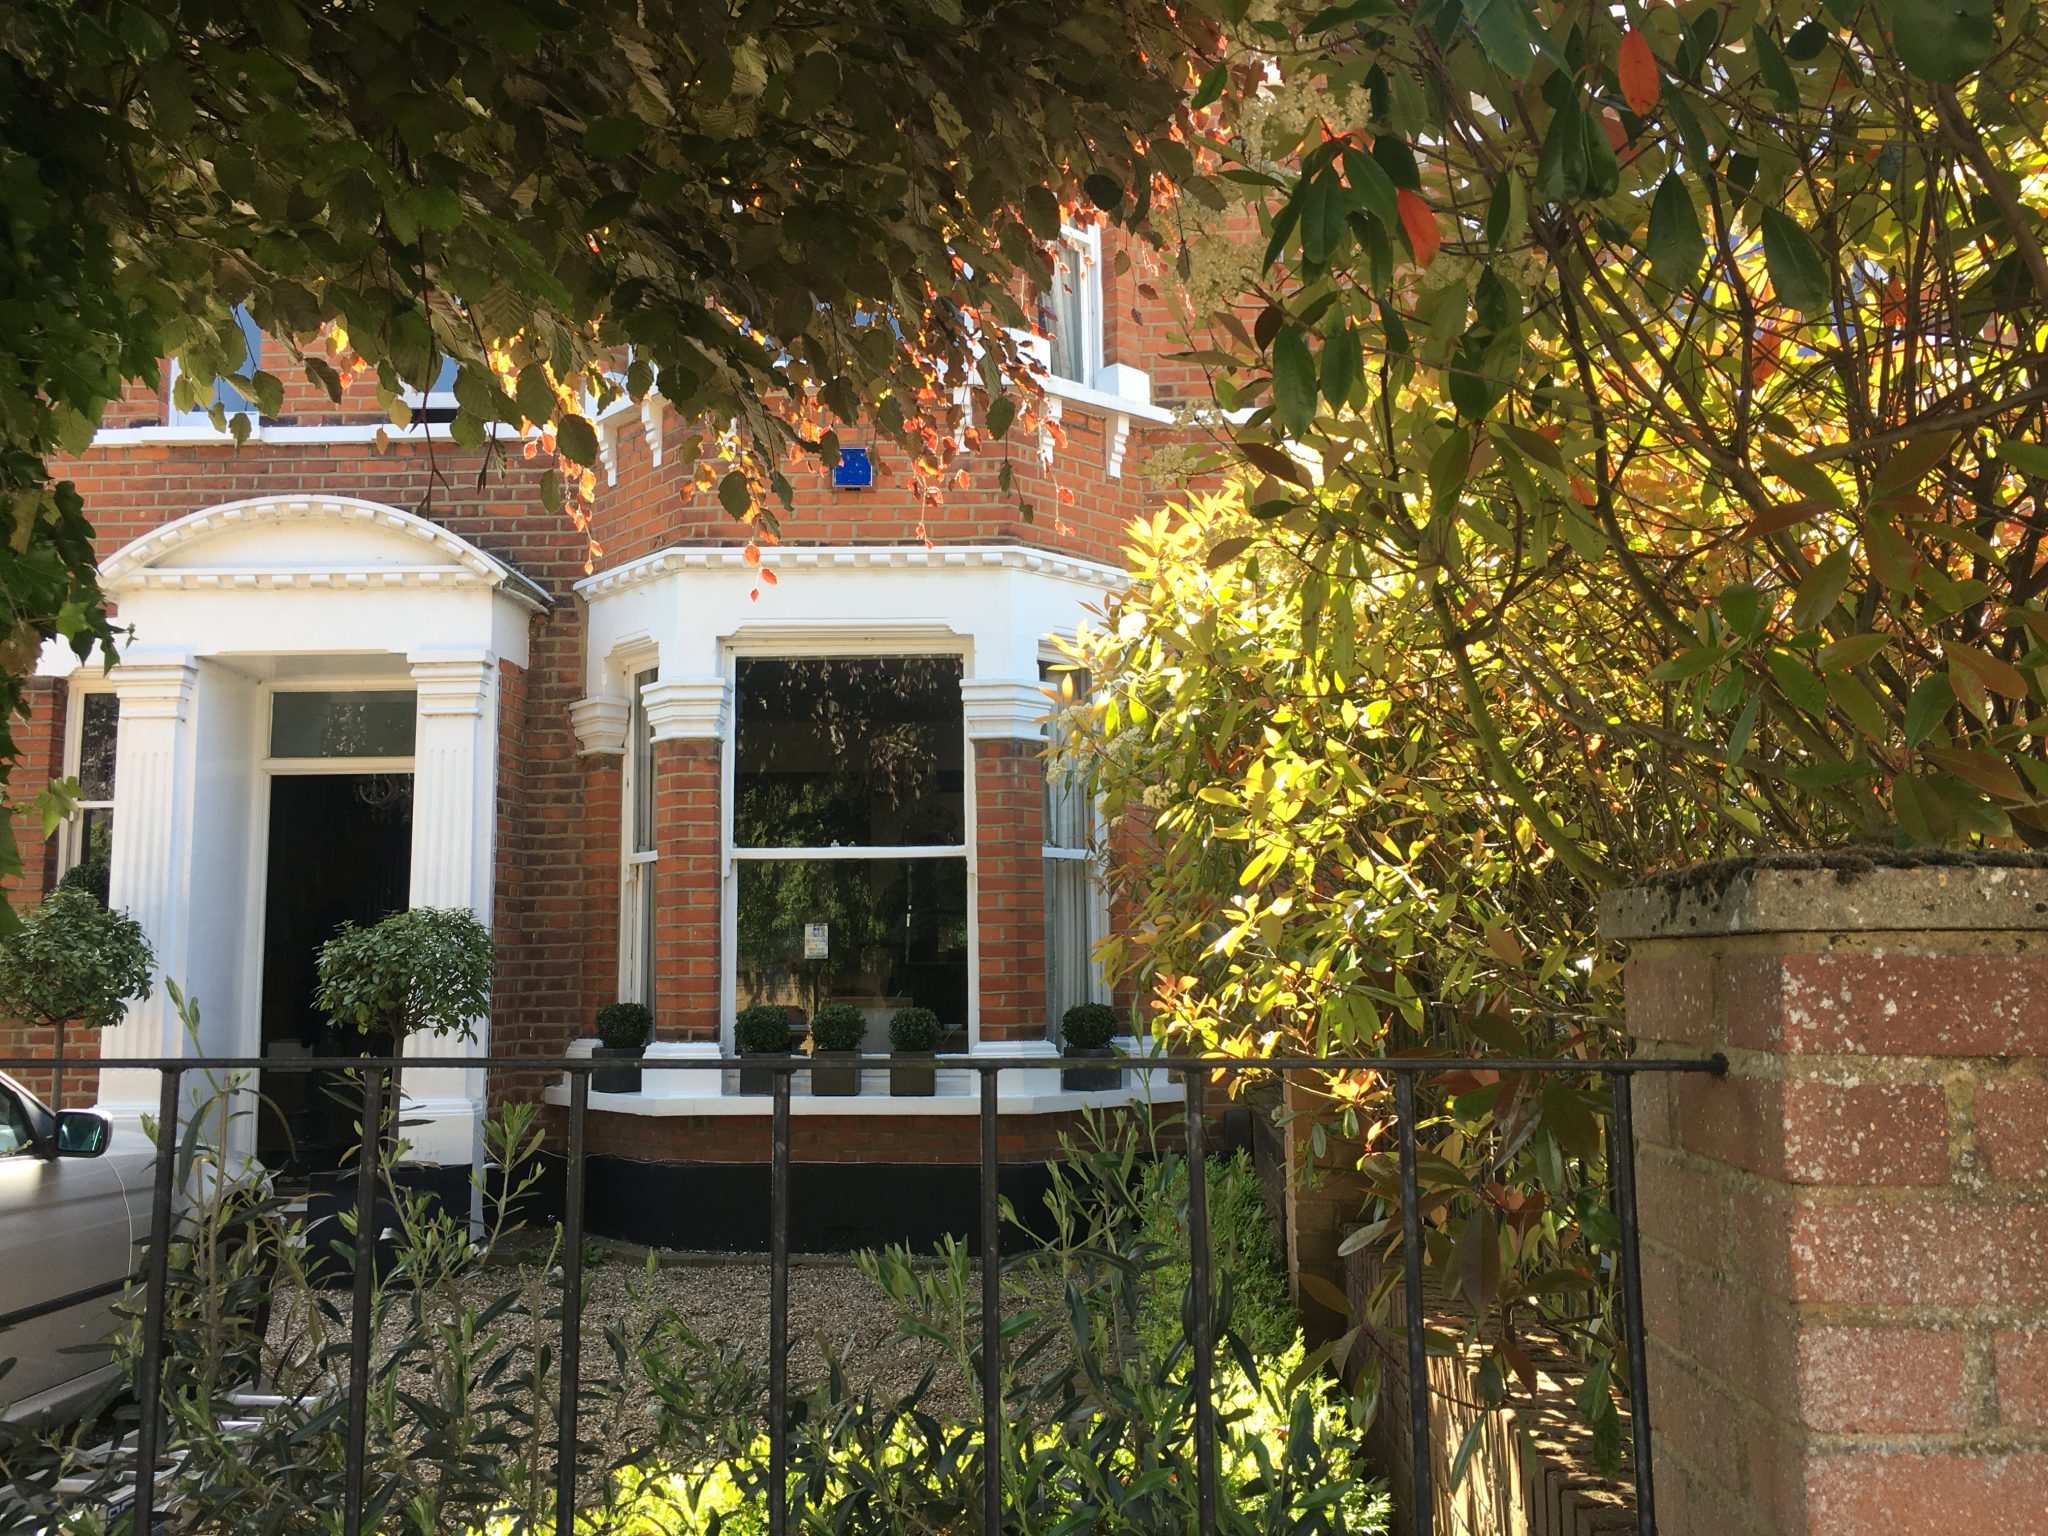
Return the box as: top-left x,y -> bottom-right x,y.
9,227 -> 1205,1245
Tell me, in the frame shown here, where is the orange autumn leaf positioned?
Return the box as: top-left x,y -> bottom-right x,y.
1619,28 -> 1660,116
1397,188 -> 1440,267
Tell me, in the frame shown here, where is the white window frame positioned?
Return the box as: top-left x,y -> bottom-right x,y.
166,306 -> 264,430
618,667 -> 659,1005
1039,224 -> 1105,389
59,682 -> 119,876
1039,653 -> 1111,1029
719,637 -> 976,1054
402,353 -> 461,424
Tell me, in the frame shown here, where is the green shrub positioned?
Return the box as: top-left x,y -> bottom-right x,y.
1137,1146 -> 1296,1360
809,1001 -> 867,1052
315,906 -> 493,1042
888,1005 -> 941,1052
1061,1001 -> 1119,1049
595,1001 -> 653,1049
734,1003 -> 794,1054
0,886 -> 154,1032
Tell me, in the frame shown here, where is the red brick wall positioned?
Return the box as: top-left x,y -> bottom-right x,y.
652,736 -> 721,1042
580,755 -> 624,1027
973,739 -> 1048,1043
1610,866 -> 2048,1536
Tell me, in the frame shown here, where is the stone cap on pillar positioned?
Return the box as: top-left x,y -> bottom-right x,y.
568,696 -> 631,756
643,677 -> 730,741
1601,851 -> 2048,941
961,678 -> 1048,741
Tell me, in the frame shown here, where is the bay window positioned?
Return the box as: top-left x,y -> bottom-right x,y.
731,655 -> 970,1048
62,689 -> 119,887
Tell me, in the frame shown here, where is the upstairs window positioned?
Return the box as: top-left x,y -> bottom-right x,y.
403,353 -> 460,425
167,305 -> 264,428
1037,227 -> 1104,388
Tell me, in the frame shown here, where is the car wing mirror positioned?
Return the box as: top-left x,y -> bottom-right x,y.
53,1109 -> 112,1158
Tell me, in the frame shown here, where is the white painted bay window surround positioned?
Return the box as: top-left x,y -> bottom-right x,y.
559,543 -> 1179,1119
51,495 -> 545,1166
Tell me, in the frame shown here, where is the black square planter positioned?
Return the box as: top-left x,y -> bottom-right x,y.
810,1051 -> 862,1096
889,1053 -> 937,1097
739,1052 -> 791,1095
1061,1046 -> 1122,1092
590,1045 -> 644,1094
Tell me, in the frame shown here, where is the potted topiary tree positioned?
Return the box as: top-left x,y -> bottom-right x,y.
735,1003 -> 796,1095
591,1001 -> 652,1093
807,1001 -> 867,1097
315,905 -> 494,1151
0,886 -> 155,1108
1060,1002 -> 1122,1091
887,1005 -> 941,1097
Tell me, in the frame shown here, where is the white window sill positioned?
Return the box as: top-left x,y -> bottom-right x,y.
543,1063 -> 1182,1118
87,421 -> 530,448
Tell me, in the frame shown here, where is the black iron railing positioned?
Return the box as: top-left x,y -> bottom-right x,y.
0,1048 -> 1724,1536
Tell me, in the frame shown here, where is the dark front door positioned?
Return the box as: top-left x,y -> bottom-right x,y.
258,773 -> 413,1175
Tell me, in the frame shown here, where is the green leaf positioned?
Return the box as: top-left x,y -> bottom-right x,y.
718,470 -> 752,516
986,395 -> 1017,440
1826,671 -> 1890,739
1272,328 -> 1317,438
1321,324 -> 1363,409
1341,148 -> 1398,228
1881,0 -> 1997,83
584,116 -> 646,157
1817,632 -> 1889,673
1760,440 -> 1845,510
1767,648 -> 1828,716
1649,646 -> 1724,682
1905,673 -> 1955,746
1300,171 -> 1347,264
1751,27 -> 1802,111
1191,62 -> 1227,111
1645,174 -> 1705,290
1082,172 -> 1125,213
1535,102 -> 1590,203
1461,0 -> 1538,78
516,364 -> 556,427
1759,207 -> 1832,315
1997,440 -> 2048,479
1790,548 -> 1854,628
555,413 -> 598,466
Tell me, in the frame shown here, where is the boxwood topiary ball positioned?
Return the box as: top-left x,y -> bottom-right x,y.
809,1001 -> 868,1052
1061,1002 -> 1120,1049
736,1003 -> 796,1054
595,1001 -> 653,1049
888,1005 -> 942,1052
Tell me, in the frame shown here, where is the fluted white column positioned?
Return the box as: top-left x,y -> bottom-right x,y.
403,649 -> 499,1165
98,655 -> 200,1124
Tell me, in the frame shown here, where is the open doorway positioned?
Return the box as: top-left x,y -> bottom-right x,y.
257,773 -> 412,1176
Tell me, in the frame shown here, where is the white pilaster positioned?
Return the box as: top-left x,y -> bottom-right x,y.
404,649 -> 499,1164
99,656 -> 199,1123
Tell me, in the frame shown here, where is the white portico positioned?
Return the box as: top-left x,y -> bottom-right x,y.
51,495 -> 546,1165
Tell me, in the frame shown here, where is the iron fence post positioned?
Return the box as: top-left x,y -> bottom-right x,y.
1610,1073 -> 1659,1533
129,1065 -> 183,1536
342,1066 -> 385,1536
556,1067 -> 589,1533
1183,1068 -> 1217,1536
980,1064 -> 1002,1536
769,1066 -> 791,1536
1394,1069 -> 1434,1536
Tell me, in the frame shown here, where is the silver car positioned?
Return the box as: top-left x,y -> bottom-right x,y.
0,1072 -> 148,1424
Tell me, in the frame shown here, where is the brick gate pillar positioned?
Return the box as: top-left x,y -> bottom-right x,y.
962,680 -> 1051,1052
1604,860 -> 2048,1535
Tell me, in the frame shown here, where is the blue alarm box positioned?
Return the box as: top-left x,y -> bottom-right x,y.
832,446 -> 873,489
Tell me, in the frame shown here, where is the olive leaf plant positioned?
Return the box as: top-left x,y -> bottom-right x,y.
0,0 -> 1234,915
1199,0 -> 2048,858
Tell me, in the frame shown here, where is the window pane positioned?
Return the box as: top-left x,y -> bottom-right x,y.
631,669 -> 656,853
736,857 -> 969,1039
1040,662 -> 1091,849
76,692 -> 119,801
1038,236 -> 1092,384
270,691 -> 417,758
1045,855 -> 1096,1028
734,656 -> 964,848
